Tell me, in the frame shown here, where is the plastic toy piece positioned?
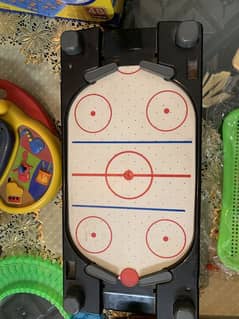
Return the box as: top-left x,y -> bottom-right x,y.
138,270 -> 173,287
0,80 -> 56,134
62,22 -> 202,319
64,285 -> 86,314
6,180 -> 24,205
218,109 -> 239,271
85,264 -> 117,284
140,60 -> 175,80
0,293 -> 64,319
21,128 -> 45,154
0,0 -> 65,17
119,268 -> 139,288
0,120 -> 14,178
61,30 -> 84,56
0,90 -> 61,214
175,21 -> 200,49
174,301 -> 195,319
84,63 -> 118,84
0,256 -> 70,319
13,150 -> 32,183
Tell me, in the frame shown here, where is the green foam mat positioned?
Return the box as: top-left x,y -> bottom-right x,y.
218,109 -> 239,271
0,256 -> 71,318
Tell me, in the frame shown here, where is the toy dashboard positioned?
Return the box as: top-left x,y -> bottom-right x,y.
0,80 -> 61,214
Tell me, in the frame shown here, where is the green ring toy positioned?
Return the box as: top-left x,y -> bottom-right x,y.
0,256 -> 71,318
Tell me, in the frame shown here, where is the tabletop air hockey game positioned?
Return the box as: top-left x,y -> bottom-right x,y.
61,21 -> 202,319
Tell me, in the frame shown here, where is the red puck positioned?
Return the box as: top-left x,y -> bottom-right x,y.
123,169 -> 134,181
119,268 -> 139,287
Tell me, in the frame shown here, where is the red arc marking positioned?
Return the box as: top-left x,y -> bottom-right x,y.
118,67 -> 141,75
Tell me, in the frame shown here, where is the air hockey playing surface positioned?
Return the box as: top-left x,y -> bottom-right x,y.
67,65 -> 196,286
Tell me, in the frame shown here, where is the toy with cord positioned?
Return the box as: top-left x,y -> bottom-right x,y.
0,80 -> 61,214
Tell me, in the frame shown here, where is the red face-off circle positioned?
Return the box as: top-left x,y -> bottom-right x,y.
74,93 -> 112,133
146,90 -> 188,132
146,219 -> 187,259
75,216 -> 112,254
105,151 -> 154,200
119,268 -> 139,287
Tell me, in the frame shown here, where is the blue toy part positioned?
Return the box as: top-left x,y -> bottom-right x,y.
21,128 -> 45,154
30,137 -> 45,154
0,0 -> 65,16
0,120 -> 15,178
29,161 -> 53,200
73,312 -> 104,319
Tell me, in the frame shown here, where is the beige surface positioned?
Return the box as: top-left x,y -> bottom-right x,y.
201,272 -> 239,316
0,44 -> 60,122
68,65 -> 196,277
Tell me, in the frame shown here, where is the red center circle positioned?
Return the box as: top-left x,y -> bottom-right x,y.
105,151 -> 154,200
120,268 -> 139,287
74,93 -> 112,134
91,232 -> 97,238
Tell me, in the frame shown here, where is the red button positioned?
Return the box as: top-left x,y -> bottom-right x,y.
119,268 -> 139,287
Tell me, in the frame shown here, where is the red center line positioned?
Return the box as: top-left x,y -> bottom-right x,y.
72,173 -> 191,178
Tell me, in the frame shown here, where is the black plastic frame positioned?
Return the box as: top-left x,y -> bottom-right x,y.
61,22 -> 202,319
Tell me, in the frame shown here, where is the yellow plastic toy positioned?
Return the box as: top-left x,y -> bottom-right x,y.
0,80 -> 61,214
0,0 -> 125,24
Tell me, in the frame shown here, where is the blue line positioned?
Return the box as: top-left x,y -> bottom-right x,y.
72,140 -> 192,144
72,204 -> 185,213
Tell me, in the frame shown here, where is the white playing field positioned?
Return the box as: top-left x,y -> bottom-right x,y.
67,65 -> 196,280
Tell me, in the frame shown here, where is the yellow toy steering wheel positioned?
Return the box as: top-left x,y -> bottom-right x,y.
0,80 -> 61,214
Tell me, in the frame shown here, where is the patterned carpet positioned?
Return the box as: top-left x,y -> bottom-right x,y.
0,1 -> 239,316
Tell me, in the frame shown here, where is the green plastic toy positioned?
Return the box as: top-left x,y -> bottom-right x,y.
218,109 -> 239,271
0,256 -> 71,318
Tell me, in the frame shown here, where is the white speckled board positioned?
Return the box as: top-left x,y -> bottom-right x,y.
67,65 -> 196,280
